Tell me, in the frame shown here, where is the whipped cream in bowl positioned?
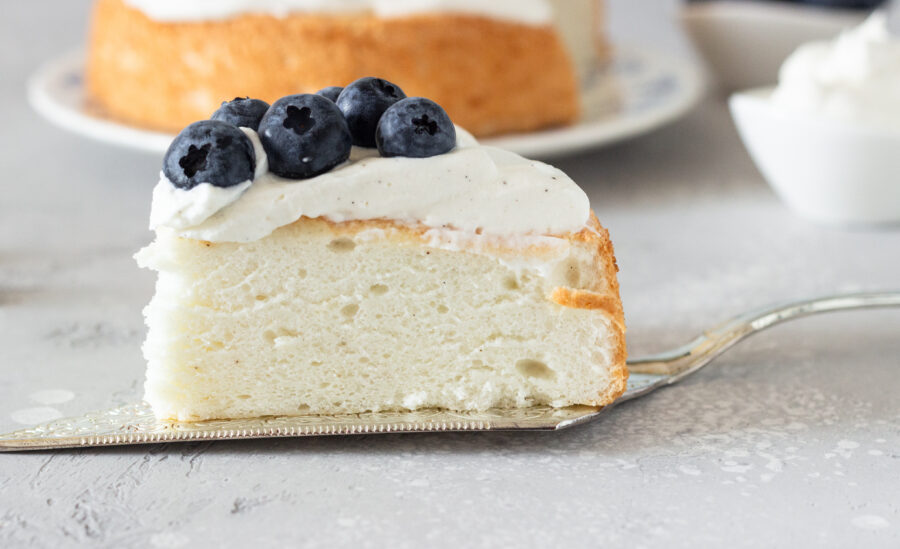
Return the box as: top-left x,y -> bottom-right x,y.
729,13 -> 900,226
771,13 -> 900,128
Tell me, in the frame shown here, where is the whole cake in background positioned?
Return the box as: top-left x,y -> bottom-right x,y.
86,0 -> 607,137
136,77 -> 627,421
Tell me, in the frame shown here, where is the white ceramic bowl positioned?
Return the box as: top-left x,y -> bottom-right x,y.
730,87 -> 900,226
681,1 -> 866,93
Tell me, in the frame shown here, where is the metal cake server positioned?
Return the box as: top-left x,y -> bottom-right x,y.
1,291 -> 898,452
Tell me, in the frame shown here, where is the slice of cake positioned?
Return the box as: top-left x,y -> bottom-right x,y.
86,0 -> 608,137
136,81 -> 627,421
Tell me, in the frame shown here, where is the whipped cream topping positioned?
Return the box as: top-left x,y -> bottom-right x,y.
149,128 -> 591,243
123,0 -> 553,25
771,13 -> 900,127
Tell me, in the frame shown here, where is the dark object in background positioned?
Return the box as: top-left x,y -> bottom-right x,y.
681,0 -> 880,92
686,0 -> 885,7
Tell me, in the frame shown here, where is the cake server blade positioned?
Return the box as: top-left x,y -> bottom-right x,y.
1,291 -> 897,452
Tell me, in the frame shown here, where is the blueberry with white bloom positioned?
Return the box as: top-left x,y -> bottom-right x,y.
376,97 -> 456,158
336,77 -> 406,147
163,120 -> 256,189
258,94 -> 352,179
211,97 -> 270,130
316,86 -> 344,103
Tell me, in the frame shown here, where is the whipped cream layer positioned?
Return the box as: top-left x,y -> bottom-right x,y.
123,0 -> 553,25
771,13 -> 900,128
150,129 -> 591,243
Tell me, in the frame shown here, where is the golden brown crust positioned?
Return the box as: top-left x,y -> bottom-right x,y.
550,287 -> 620,313
87,0 -> 580,137
565,213 -> 628,405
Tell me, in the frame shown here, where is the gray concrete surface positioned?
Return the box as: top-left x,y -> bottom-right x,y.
1,1 -> 898,547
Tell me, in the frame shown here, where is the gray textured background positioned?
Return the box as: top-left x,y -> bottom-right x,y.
1,1 -> 898,547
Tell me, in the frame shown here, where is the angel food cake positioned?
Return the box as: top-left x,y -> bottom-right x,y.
136,79 -> 627,421
86,0 -> 607,137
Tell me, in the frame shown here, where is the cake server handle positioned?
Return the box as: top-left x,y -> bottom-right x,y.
620,291 -> 900,402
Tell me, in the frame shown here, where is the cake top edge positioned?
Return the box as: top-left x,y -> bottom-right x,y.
122,0 -> 554,26
151,127 -> 591,243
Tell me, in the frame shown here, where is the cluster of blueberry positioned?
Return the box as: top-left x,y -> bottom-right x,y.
163,77 -> 457,190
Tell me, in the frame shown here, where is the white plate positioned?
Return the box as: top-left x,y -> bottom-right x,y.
28,46 -> 704,159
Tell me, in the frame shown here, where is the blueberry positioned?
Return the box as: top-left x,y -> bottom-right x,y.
258,94 -> 352,179
316,86 -> 343,103
376,98 -> 456,158
210,97 -> 270,130
163,120 -> 255,189
336,77 -> 406,147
